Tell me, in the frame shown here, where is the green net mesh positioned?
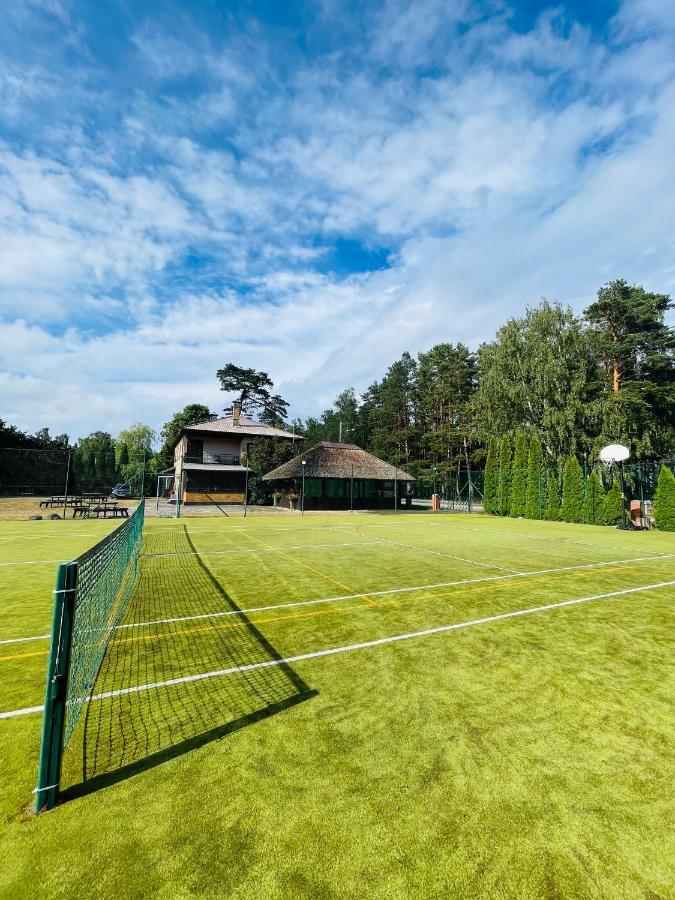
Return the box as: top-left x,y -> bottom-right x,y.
63,501 -> 145,744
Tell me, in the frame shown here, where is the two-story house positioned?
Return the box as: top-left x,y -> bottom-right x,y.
172,403 -> 296,505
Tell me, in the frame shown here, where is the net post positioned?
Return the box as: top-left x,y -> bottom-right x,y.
35,561 -> 77,812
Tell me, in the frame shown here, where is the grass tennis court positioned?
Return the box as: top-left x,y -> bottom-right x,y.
1,511 -> 673,897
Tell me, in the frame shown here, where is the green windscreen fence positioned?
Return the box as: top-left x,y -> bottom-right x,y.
36,501 -> 145,811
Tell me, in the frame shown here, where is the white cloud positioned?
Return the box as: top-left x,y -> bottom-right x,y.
1,0 -> 674,440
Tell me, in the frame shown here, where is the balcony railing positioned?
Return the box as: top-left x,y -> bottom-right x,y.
184,453 -> 241,466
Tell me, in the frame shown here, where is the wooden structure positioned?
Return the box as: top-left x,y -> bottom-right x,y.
263,442 -> 415,510
171,403 -> 296,505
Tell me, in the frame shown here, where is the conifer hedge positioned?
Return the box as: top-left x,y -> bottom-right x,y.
653,465 -> 675,531
560,455 -> 585,523
509,431 -> 528,517
544,471 -> 560,521
483,437 -> 499,515
586,469 -> 605,525
525,435 -> 543,519
603,480 -> 623,525
498,436 -> 511,516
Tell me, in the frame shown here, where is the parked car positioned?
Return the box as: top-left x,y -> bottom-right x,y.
111,483 -> 133,498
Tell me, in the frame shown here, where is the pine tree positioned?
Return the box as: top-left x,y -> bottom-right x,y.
482,437 -> 499,515
560,455 -> 585,523
653,465 -> 675,531
586,469 -> 605,525
509,431 -> 528,517
544,471 -> 560,521
525,435 -> 544,519
603,480 -> 623,525
498,435 -> 511,516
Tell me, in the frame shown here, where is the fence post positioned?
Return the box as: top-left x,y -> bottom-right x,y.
62,450 -> 71,521
140,449 -> 146,499
35,561 -> 77,812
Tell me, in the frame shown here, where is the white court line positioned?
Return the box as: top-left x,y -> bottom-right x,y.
2,579 -> 673,720
333,527 -> 518,573
0,633 -> 50,646
4,552 -> 674,646
111,552 -> 673,630
0,558 -> 67,567
143,540 -> 376,559
145,518 -> 674,556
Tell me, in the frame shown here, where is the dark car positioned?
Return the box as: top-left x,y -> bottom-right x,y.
111,483 -> 133,498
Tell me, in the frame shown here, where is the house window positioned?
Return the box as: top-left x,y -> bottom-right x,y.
186,438 -> 203,463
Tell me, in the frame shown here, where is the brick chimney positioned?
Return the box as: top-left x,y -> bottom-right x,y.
232,401 -> 241,426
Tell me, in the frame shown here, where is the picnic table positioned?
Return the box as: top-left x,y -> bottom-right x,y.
40,496 -> 88,509
73,502 -> 128,519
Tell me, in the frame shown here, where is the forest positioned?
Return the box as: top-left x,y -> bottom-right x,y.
2,278 -> 673,515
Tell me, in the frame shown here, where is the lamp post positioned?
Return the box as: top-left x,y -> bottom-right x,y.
301,460 -> 306,516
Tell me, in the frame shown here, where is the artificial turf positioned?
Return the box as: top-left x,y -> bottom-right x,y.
0,512 -> 673,898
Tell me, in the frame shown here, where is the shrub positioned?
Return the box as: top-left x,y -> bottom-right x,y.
586,469 -> 605,525
525,435 -> 544,520
544,471 -> 560,521
603,480 -> 623,526
498,435 -> 511,516
509,431 -> 528,517
560,455 -> 585,523
653,465 -> 675,531
483,437 -> 499,515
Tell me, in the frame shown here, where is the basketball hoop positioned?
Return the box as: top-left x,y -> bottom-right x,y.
599,443 -> 629,464
599,443 -> 630,529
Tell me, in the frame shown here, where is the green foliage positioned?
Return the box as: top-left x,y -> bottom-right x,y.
156,404 -> 213,470
653,465 -> 675,531
498,435 -> 511,516
560,455 -> 585,523
603,480 -> 623,526
483,437 -> 499,515
117,444 -> 129,468
545,471 -> 560,521
585,280 -> 674,455
509,431 -> 528,517
246,438 -> 297,504
473,302 -> 599,459
117,423 -> 155,492
216,364 -> 288,421
525,435 -> 544,519
586,470 -> 606,525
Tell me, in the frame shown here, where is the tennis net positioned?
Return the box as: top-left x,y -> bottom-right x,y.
36,500 -> 145,811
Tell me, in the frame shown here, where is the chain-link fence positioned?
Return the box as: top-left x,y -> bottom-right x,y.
0,447 -> 145,520
411,460 -> 672,523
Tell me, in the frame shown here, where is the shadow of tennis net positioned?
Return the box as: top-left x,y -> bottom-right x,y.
63,525 -> 314,797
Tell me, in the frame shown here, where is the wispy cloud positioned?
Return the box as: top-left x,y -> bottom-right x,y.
1,0 -> 674,439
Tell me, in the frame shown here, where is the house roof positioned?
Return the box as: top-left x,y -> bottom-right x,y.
183,462 -> 250,472
263,441 -> 415,482
180,414 -> 296,442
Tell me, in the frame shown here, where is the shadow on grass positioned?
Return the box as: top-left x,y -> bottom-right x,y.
61,525 -> 315,802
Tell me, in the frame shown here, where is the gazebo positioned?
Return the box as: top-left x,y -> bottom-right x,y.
263,441 -> 415,511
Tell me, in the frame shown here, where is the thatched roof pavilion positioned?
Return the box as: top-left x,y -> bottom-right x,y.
263,442 -> 414,510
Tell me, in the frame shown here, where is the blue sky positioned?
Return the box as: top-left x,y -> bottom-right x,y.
1,0 -> 674,441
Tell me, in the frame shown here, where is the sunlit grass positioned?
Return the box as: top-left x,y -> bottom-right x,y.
0,512 -> 673,897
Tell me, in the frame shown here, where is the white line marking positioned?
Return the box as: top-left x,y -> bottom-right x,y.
0,633 -> 50,646
4,553 -> 673,645
143,540 -> 372,559
2,580 -> 673,719
333,527 -> 518,573
0,558 -> 67,568
0,704 -> 44,720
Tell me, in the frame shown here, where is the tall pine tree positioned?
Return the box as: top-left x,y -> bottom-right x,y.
525,435 -> 544,519
653,465 -> 675,531
560,455 -> 585,523
483,437 -> 499,515
545,471 -> 560,521
509,431 -> 528,517
498,435 -> 511,516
